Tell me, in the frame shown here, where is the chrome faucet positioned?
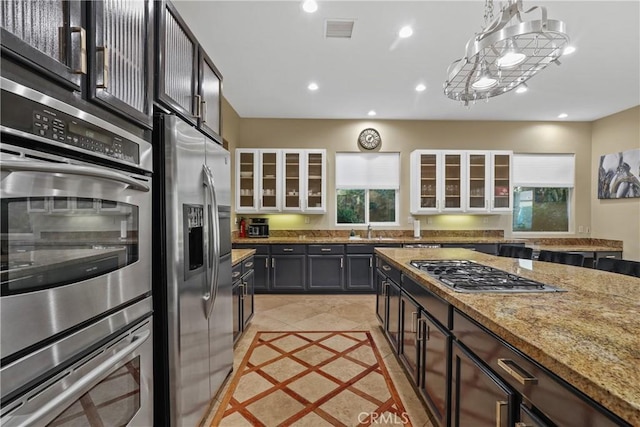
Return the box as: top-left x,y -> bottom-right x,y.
367,224 -> 372,239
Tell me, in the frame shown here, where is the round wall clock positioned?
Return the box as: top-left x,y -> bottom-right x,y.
358,128 -> 381,150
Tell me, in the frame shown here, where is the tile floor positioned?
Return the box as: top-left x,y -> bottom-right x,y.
201,294 -> 434,427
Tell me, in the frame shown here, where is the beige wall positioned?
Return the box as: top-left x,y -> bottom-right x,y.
221,97 -> 241,226
233,118 -> 593,237
591,106 -> 640,261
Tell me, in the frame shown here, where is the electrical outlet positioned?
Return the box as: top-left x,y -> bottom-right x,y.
578,225 -> 584,233
304,216 -> 310,224
585,226 -> 590,233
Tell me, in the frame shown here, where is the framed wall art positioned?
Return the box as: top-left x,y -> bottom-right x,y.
598,148 -> 640,199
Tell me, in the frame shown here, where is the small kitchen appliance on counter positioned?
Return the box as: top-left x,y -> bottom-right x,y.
248,218 -> 269,238
410,260 -> 565,293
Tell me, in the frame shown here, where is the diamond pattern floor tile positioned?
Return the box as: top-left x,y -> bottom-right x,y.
210,331 -> 412,427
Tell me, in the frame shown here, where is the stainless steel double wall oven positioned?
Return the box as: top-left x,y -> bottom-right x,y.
0,78 -> 154,426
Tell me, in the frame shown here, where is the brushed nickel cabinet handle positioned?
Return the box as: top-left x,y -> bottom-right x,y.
96,46 -> 109,88
382,265 -> 391,272
340,258 -> 343,269
232,271 -> 240,279
369,258 -> 373,268
497,358 -> 538,385
265,258 -> 269,268
194,94 -> 202,118
70,26 -> 87,74
321,248 -> 331,252
244,261 -> 253,268
496,401 -> 508,427
411,311 -> 418,333
283,248 -> 293,252
515,423 -> 532,427
202,100 -> 207,124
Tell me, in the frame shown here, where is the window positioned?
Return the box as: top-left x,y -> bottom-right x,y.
335,153 -> 400,225
512,154 -> 575,233
513,187 -> 570,232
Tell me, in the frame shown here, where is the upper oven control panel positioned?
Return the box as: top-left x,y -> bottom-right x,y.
0,78 -> 152,172
31,109 -> 132,162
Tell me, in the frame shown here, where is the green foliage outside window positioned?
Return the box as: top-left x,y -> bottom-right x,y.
513,187 -> 570,232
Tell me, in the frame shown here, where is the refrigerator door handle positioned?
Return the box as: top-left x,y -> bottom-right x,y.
203,164 -> 221,318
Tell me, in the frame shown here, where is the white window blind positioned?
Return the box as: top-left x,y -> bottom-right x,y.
335,152 -> 400,189
513,154 -> 575,187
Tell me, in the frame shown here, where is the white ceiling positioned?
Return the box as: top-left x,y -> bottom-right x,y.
173,1 -> 640,122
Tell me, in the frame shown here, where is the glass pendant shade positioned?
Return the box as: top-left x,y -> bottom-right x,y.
497,39 -> 526,68
472,62 -> 498,91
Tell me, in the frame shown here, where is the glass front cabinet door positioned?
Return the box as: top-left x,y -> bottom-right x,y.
304,150 -> 326,213
236,149 -> 258,213
466,151 -> 490,212
490,151 -> 512,212
282,150 -> 303,211
441,151 -> 465,213
259,150 -> 281,212
410,150 -> 441,214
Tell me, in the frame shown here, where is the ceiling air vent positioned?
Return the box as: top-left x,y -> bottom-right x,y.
324,19 -> 354,39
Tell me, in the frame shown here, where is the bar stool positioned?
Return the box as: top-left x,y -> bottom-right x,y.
596,258 -> 640,278
498,245 -> 533,260
538,250 -> 585,267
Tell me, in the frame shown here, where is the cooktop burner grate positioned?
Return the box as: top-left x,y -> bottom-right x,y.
409,260 -> 565,293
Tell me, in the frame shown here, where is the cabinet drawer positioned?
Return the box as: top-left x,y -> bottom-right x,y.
346,244 -> 375,254
308,244 -> 344,255
242,256 -> 255,271
376,257 -> 401,284
232,263 -> 243,282
402,275 -> 450,329
452,310 -> 627,427
271,244 -> 306,255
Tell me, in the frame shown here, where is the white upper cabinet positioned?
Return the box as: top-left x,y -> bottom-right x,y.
236,149 -> 259,212
489,151 -> 513,212
236,149 -> 326,214
410,150 -> 512,214
465,151 -> 490,212
303,150 -> 326,214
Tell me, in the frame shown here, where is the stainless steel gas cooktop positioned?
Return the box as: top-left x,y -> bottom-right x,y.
409,260 -> 565,293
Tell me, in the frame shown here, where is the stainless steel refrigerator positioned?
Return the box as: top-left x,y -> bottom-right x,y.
153,113 -> 233,426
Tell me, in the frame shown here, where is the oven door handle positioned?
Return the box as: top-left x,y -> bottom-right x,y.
12,329 -> 150,427
0,160 -> 150,192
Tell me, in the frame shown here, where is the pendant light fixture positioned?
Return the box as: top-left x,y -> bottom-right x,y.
444,0 -> 569,106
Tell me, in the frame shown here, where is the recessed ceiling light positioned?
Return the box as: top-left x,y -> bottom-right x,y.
307,82 -> 319,91
367,110 -> 377,116
302,0 -> 317,13
558,113 -> 568,119
399,25 -> 413,38
415,83 -> 426,92
515,83 -> 528,94
563,46 -> 576,55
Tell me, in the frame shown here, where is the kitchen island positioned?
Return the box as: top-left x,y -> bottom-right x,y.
375,247 -> 639,426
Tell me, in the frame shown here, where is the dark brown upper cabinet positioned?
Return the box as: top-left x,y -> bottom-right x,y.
198,48 -> 222,142
156,0 -> 222,143
87,0 -> 154,128
0,0 -> 85,90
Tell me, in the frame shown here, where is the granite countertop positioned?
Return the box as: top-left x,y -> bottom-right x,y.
529,244 -> 623,252
232,236 -> 525,244
375,247 -> 640,425
5,247 -> 127,279
232,236 -> 624,253
231,249 -> 256,266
